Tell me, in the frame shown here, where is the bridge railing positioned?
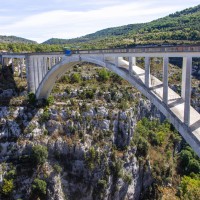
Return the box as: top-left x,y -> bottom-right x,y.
72,45 -> 200,54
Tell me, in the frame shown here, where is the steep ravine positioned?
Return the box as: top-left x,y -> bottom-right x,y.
0,64 -> 199,200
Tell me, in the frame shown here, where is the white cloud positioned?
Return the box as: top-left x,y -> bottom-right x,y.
0,1 -> 199,42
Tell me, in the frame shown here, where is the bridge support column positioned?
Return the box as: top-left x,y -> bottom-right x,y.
37,57 -> 43,85
115,57 -> 119,66
34,57 -> 39,92
163,57 -> 169,104
182,57 -> 192,125
145,57 -> 150,87
26,55 -> 36,93
41,57 -> 45,78
19,58 -> 24,79
45,57 -> 48,74
129,57 -> 136,74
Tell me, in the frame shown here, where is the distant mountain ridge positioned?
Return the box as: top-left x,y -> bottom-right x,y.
0,35 -> 37,44
43,4 -> 200,45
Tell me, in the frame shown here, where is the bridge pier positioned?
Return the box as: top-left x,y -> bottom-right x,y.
26,55 -> 36,93
163,57 -> 169,104
129,57 -> 136,74
182,57 -> 192,125
145,57 -> 150,87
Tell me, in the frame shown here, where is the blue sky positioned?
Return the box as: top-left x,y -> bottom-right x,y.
0,0 -> 199,43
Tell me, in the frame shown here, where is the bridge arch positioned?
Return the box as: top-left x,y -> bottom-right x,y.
35,55 -> 200,157
36,56 -> 108,99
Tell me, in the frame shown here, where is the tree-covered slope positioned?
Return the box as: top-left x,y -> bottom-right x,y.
43,4 -> 200,45
0,35 -> 37,44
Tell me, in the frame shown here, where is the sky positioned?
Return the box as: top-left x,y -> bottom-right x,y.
0,0 -> 199,43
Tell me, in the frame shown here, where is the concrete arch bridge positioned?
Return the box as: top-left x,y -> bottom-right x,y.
1,45 -> 200,157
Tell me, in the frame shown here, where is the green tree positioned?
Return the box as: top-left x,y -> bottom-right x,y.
180,176 -> 200,199
32,178 -> 47,198
31,145 -> 48,166
2,179 -> 14,195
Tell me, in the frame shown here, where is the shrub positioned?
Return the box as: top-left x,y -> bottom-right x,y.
179,176 -> 200,199
2,179 -> 14,195
85,90 -> 95,99
98,68 -> 110,81
46,95 -> 54,106
70,73 -> 81,83
179,150 -> 193,168
39,109 -> 50,123
136,136 -> 149,157
32,178 -> 47,198
97,179 -> 107,190
31,145 -> 48,166
53,164 -> 62,174
123,173 -> 132,185
187,159 -> 200,174
28,92 -> 36,105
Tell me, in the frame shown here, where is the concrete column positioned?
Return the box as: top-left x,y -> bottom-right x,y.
182,57 -> 187,99
20,58 -> 23,79
50,57 -> 53,68
129,57 -> 136,74
45,57 -> 48,73
183,57 -> 192,125
17,59 -> 21,76
41,57 -> 45,78
33,57 -> 39,91
115,57 -> 119,66
52,57 -> 56,66
37,57 -> 43,85
163,57 -> 169,104
55,57 -> 59,63
145,57 -> 150,87
26,55 -> 36,93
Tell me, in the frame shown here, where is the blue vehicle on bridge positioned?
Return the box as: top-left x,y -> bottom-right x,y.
64,47 -> 72,56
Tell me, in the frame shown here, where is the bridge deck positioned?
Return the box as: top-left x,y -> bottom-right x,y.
112,59 -> 200,142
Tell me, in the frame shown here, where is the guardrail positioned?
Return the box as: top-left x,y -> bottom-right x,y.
72,45 -> 200,54
1,45 -> 200,56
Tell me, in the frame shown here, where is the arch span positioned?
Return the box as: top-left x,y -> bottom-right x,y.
36,55 -> 200,157
36,56 -> 107,99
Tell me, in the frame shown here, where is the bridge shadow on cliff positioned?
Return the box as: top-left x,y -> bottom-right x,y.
0,65 -> 17,106
0,65 -> 42,142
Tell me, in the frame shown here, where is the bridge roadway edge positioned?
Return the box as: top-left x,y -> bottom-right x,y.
35,55 -> 200,157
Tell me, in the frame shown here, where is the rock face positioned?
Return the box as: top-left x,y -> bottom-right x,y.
47,174 -> 65,200
0,97 -> 162,200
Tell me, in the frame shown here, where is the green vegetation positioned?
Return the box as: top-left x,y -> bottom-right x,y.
1,179 -> 14,196
84,147 -> 100,171
31,145 -> 48,166
31,178 -> 47,199
53,164 -> 62,174
97,68 -> 111,82
28,92 -> 36,105
0,35 -> 36,44
179,175 -> 200,199
70,73 -> 81,83
179,147 -> 200,174
132,118 -> 200,199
